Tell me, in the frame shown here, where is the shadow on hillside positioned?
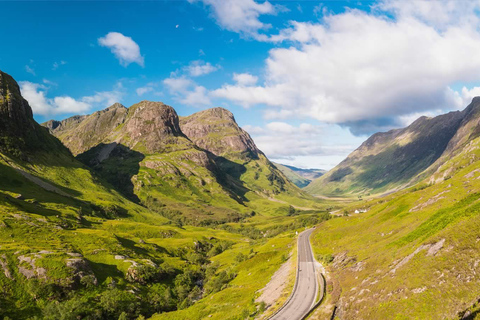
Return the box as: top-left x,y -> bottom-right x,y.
88,260 -> 123,284
0,162 -> 97,217
77,143 -> 144,203
210,154 -> 249,204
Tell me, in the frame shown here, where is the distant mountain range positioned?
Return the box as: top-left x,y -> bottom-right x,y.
272,163 -> 325,188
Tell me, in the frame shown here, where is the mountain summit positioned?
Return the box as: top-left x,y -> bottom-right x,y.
0,71 -> 63,157
44,102 -> 317,222
180,107 -> 260,159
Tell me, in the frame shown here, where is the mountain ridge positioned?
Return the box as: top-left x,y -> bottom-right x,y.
43,101 -> 318,222
305,103 -> 472,197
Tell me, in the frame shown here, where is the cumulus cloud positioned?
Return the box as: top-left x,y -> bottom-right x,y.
163,76 -> 211,106
136,86 -> 154,96
19,81 -> 124,116
243,122 -> 360,168
377,0 -> 480,29
212,6 -> 480,135
233,73 -> 258,86
98,32 -> 144,67
184,60 -> 219,77
188,0 -> 278,40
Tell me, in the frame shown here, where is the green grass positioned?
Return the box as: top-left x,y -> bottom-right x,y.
309,135 -> 480,319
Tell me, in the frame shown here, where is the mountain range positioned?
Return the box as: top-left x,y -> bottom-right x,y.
272,163 -> 325,188
306,100 -> 480,197
0,69 -> 327,320
43,100 -> 318,224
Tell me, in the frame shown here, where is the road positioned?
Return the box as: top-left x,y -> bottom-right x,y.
270,228 -> 318,320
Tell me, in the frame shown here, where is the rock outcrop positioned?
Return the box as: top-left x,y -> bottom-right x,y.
180,107 -> 260,159
0,71 -> 64,157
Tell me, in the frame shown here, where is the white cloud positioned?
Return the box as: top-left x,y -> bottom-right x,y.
25,65 -> 35,76
180,85 -> 211,106
52,96 -> 91,114
19,81 -> 124,116
212,8 -> 480,133
244,121 -> 361,168
163,76 -> 211,106
377,0 -> 480,30
163,77 -> 193,93
184,60 -> 219,77
136,82 -> 161,96
188,0 -> 278,40
52,60 -> 67,70
98,32 -> 144,67
233,72 -> 258,86
136,86 -> 154,96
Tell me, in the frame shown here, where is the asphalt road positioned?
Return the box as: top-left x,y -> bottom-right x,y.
270,228 -> 318,320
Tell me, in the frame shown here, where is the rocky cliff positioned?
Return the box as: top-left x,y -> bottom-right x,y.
0,71 -> 65,158
180,107 -> 260,160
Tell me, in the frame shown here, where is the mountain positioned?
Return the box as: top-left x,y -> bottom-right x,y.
179,108 -> 310,203
305,107 -> 467,197
179,107 -> 260,160
0,70 -> 324,320
272,162 -> 325,188
310,105 -> 480,318
0,71 -> 67,158
45,103 -> 319,223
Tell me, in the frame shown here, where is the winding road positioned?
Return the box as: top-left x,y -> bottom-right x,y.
270,228 -> 319,320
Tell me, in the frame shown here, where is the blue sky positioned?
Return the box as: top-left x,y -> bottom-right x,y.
3,0 -> 480,169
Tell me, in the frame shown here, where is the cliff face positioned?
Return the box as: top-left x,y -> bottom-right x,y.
180,107 -> 260,160
0,71 -> 66,158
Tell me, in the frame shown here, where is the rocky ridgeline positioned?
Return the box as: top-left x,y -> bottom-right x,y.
0,71 -> 64,157
180,107 -> 260,159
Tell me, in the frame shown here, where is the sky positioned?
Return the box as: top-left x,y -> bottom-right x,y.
3,0 -> 480,169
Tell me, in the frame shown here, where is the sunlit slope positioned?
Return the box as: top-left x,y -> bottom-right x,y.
306,108 -> 466,197
46,103 -> 323,223
310,132 -> 480,319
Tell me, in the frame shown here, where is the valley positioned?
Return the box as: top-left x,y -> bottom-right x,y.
4,47 -> 480,320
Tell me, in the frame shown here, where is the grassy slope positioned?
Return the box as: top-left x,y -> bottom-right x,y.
305,112 -> 464,198
272,163 -> 312,188
310,135 -> 480,319
0,150 -> 334,319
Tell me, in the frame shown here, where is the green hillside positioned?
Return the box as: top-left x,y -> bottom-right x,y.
310,130 -> 480,319
0,70 -> 333,320
45,103 -> 321,224
305,109 -> 466,197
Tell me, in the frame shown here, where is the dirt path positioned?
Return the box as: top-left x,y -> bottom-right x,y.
256,255 -> 294,310
0,155 -> 72,198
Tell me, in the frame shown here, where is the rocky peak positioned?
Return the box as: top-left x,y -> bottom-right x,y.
125,101 -> 182,138
0,71 -> 35,134
0,70 -> 56,156
180,107 -> 260,159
